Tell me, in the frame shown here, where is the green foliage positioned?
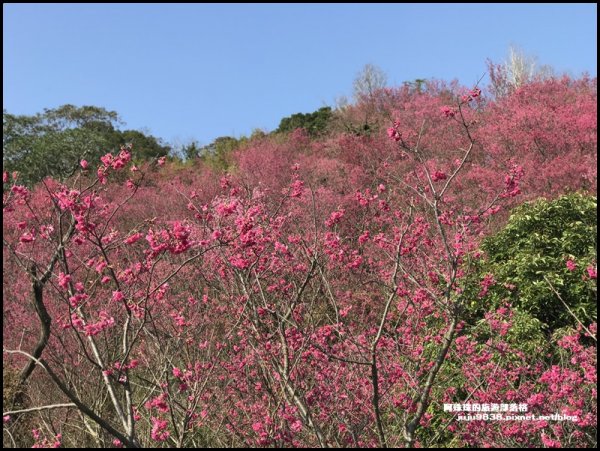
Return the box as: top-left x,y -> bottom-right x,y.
3,108 -> 117,186
403,78 -> 429,94
182,140 -> 202,161
3,105 -> 170,186
476,309 -> 550,357
118,129 -> 170,161
473,194 -> 597,332
41,104 -> 121,130
196,135 -> 246,170
274,106 -> 333,137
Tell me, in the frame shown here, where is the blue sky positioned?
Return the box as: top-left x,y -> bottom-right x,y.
3,3 -> 597,148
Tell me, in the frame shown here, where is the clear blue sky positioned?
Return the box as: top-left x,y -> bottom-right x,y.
3,3 -> 597,148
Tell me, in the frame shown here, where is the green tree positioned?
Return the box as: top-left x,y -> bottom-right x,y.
41,104 -> 122,130
274,106 -> 333,137
3,105 -> 170,186
3,107 -> 119,185
470,194 -> 597,333
403,78 -> 428,94
118,130 -> 170,161
198,136 -> 244,170
181,140 -> 202,161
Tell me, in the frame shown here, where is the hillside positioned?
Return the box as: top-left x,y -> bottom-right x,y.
3,75 -> 597,448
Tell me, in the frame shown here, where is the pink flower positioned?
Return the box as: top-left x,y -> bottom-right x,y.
157,156 -> 166,166
58,272 -> 71,289
431,170 -> 447,182
146,394 -> 169,413
71,314 -> 84,329
566,259 -> 577,271
100,153 -> 113,166
526,393 -> 545,407
441,106 -> 456,118
112,291 -> 125,302
80,159 -> 89,169
11,185 -> 29,197
358,230 -> 370,244
274,241 -> 289,254
83,311 -> 114,336
40,225 -> 54,239
229,254 -> 250,270
118,149 -> 131,164
20,232 -> 35,243
387,127 -> 402,142
171,221 -> 190,240
386,120 -> 402,141
215,200 -> 237,217
346,254 -> 363,269
220,176 -> 231,189
325,209 -> 345,228
478,273 -> 496,298
541,433 -> 561,448
170,311 -> 187,327
290,179 -> 304,198
125,232 -> 143,245
95,260 -> 107,273
97,166 -> 107,184
290,420 -> 303,432
587,266 -> 597,279
150,417 -> 170,441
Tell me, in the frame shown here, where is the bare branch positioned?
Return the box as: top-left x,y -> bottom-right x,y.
3,403 -> 76,416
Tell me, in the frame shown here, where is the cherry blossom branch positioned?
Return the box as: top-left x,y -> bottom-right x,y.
3,349 -> 140,448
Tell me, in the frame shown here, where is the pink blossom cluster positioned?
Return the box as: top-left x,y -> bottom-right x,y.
150,417 -> 170,441
441,105 -> 456,118
387,120 -> 402,141
145,221 -> 192,256
325,208 -> 345,228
